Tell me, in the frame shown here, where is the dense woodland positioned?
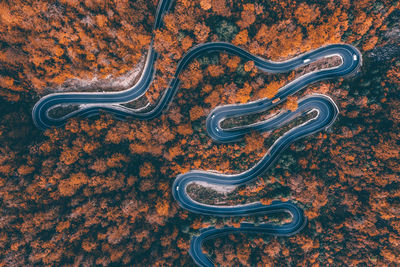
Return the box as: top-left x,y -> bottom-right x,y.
0,0 -> 399,265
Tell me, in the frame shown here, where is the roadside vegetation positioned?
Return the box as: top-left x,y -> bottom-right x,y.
0,0 -> 399,266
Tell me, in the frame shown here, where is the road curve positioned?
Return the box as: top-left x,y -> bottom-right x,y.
31,0 -> 362,266
173,95 -> 336,266
32,42 -> 361,130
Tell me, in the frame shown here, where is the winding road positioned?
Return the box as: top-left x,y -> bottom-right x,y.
32,0 -> 362,266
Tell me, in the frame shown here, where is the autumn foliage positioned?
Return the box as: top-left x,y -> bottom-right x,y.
0,0 -> 154,101
0,0 -> 399,266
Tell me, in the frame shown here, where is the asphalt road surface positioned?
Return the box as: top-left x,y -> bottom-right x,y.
32,0 -> 362,266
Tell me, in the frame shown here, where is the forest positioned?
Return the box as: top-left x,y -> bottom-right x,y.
0,0 -> 399,265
